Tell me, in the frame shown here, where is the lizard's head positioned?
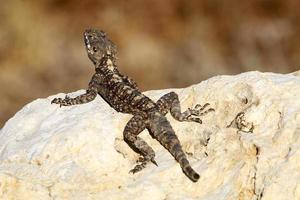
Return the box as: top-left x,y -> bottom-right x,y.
84,29 -> 117,64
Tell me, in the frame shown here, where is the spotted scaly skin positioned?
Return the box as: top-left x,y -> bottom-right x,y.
51,29 -> 214,182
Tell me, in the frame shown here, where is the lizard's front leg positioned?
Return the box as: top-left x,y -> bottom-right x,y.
51,89 -> 97,107
51,74 -> 100,107
156,91 -> 214,123
123,115 -> 157,174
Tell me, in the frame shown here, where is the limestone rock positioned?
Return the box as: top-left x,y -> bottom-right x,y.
1,71 -> 300,200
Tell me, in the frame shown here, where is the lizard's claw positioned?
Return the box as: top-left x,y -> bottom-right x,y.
151,158 -> 158,166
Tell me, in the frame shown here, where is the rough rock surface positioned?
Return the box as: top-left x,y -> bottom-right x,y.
1,71 -> 300,200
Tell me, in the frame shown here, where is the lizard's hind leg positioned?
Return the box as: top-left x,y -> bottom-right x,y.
156,91 -> 214,123
123,115 -> 157,174
148,114 -> 200,182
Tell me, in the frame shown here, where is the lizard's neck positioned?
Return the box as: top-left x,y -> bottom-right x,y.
95,54 -> 118,73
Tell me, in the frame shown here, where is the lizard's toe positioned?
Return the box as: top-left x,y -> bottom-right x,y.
151,158 -> 158,166
136,156 -> 157,166
51,98 -> 62,104
129,162 -> 147,174
187,116 -> 202,124
136,156 -> 145,163
191,103 -> 215,117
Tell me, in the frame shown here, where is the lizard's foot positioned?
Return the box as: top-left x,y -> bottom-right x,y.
129,162 -> 147,174
51,95 -> 71,107
183,103 -> 215,123
129,156 -> 158,174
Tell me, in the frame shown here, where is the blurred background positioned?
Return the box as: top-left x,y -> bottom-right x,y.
0,0 -> 300,127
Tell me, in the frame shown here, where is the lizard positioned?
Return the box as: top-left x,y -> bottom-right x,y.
51,29 -> 214,182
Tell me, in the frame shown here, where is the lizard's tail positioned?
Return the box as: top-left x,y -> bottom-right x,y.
175,149 -> 200,182
150,113 -> 200,182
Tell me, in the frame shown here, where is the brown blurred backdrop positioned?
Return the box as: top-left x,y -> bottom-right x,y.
0,0 -> 300,127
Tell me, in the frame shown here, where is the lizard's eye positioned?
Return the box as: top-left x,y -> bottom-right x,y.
93,47 -> 97,52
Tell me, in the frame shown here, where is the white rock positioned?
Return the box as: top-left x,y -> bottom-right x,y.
1,71 -> 300,200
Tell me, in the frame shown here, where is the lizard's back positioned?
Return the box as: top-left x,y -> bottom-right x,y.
94,61 -> 157,115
